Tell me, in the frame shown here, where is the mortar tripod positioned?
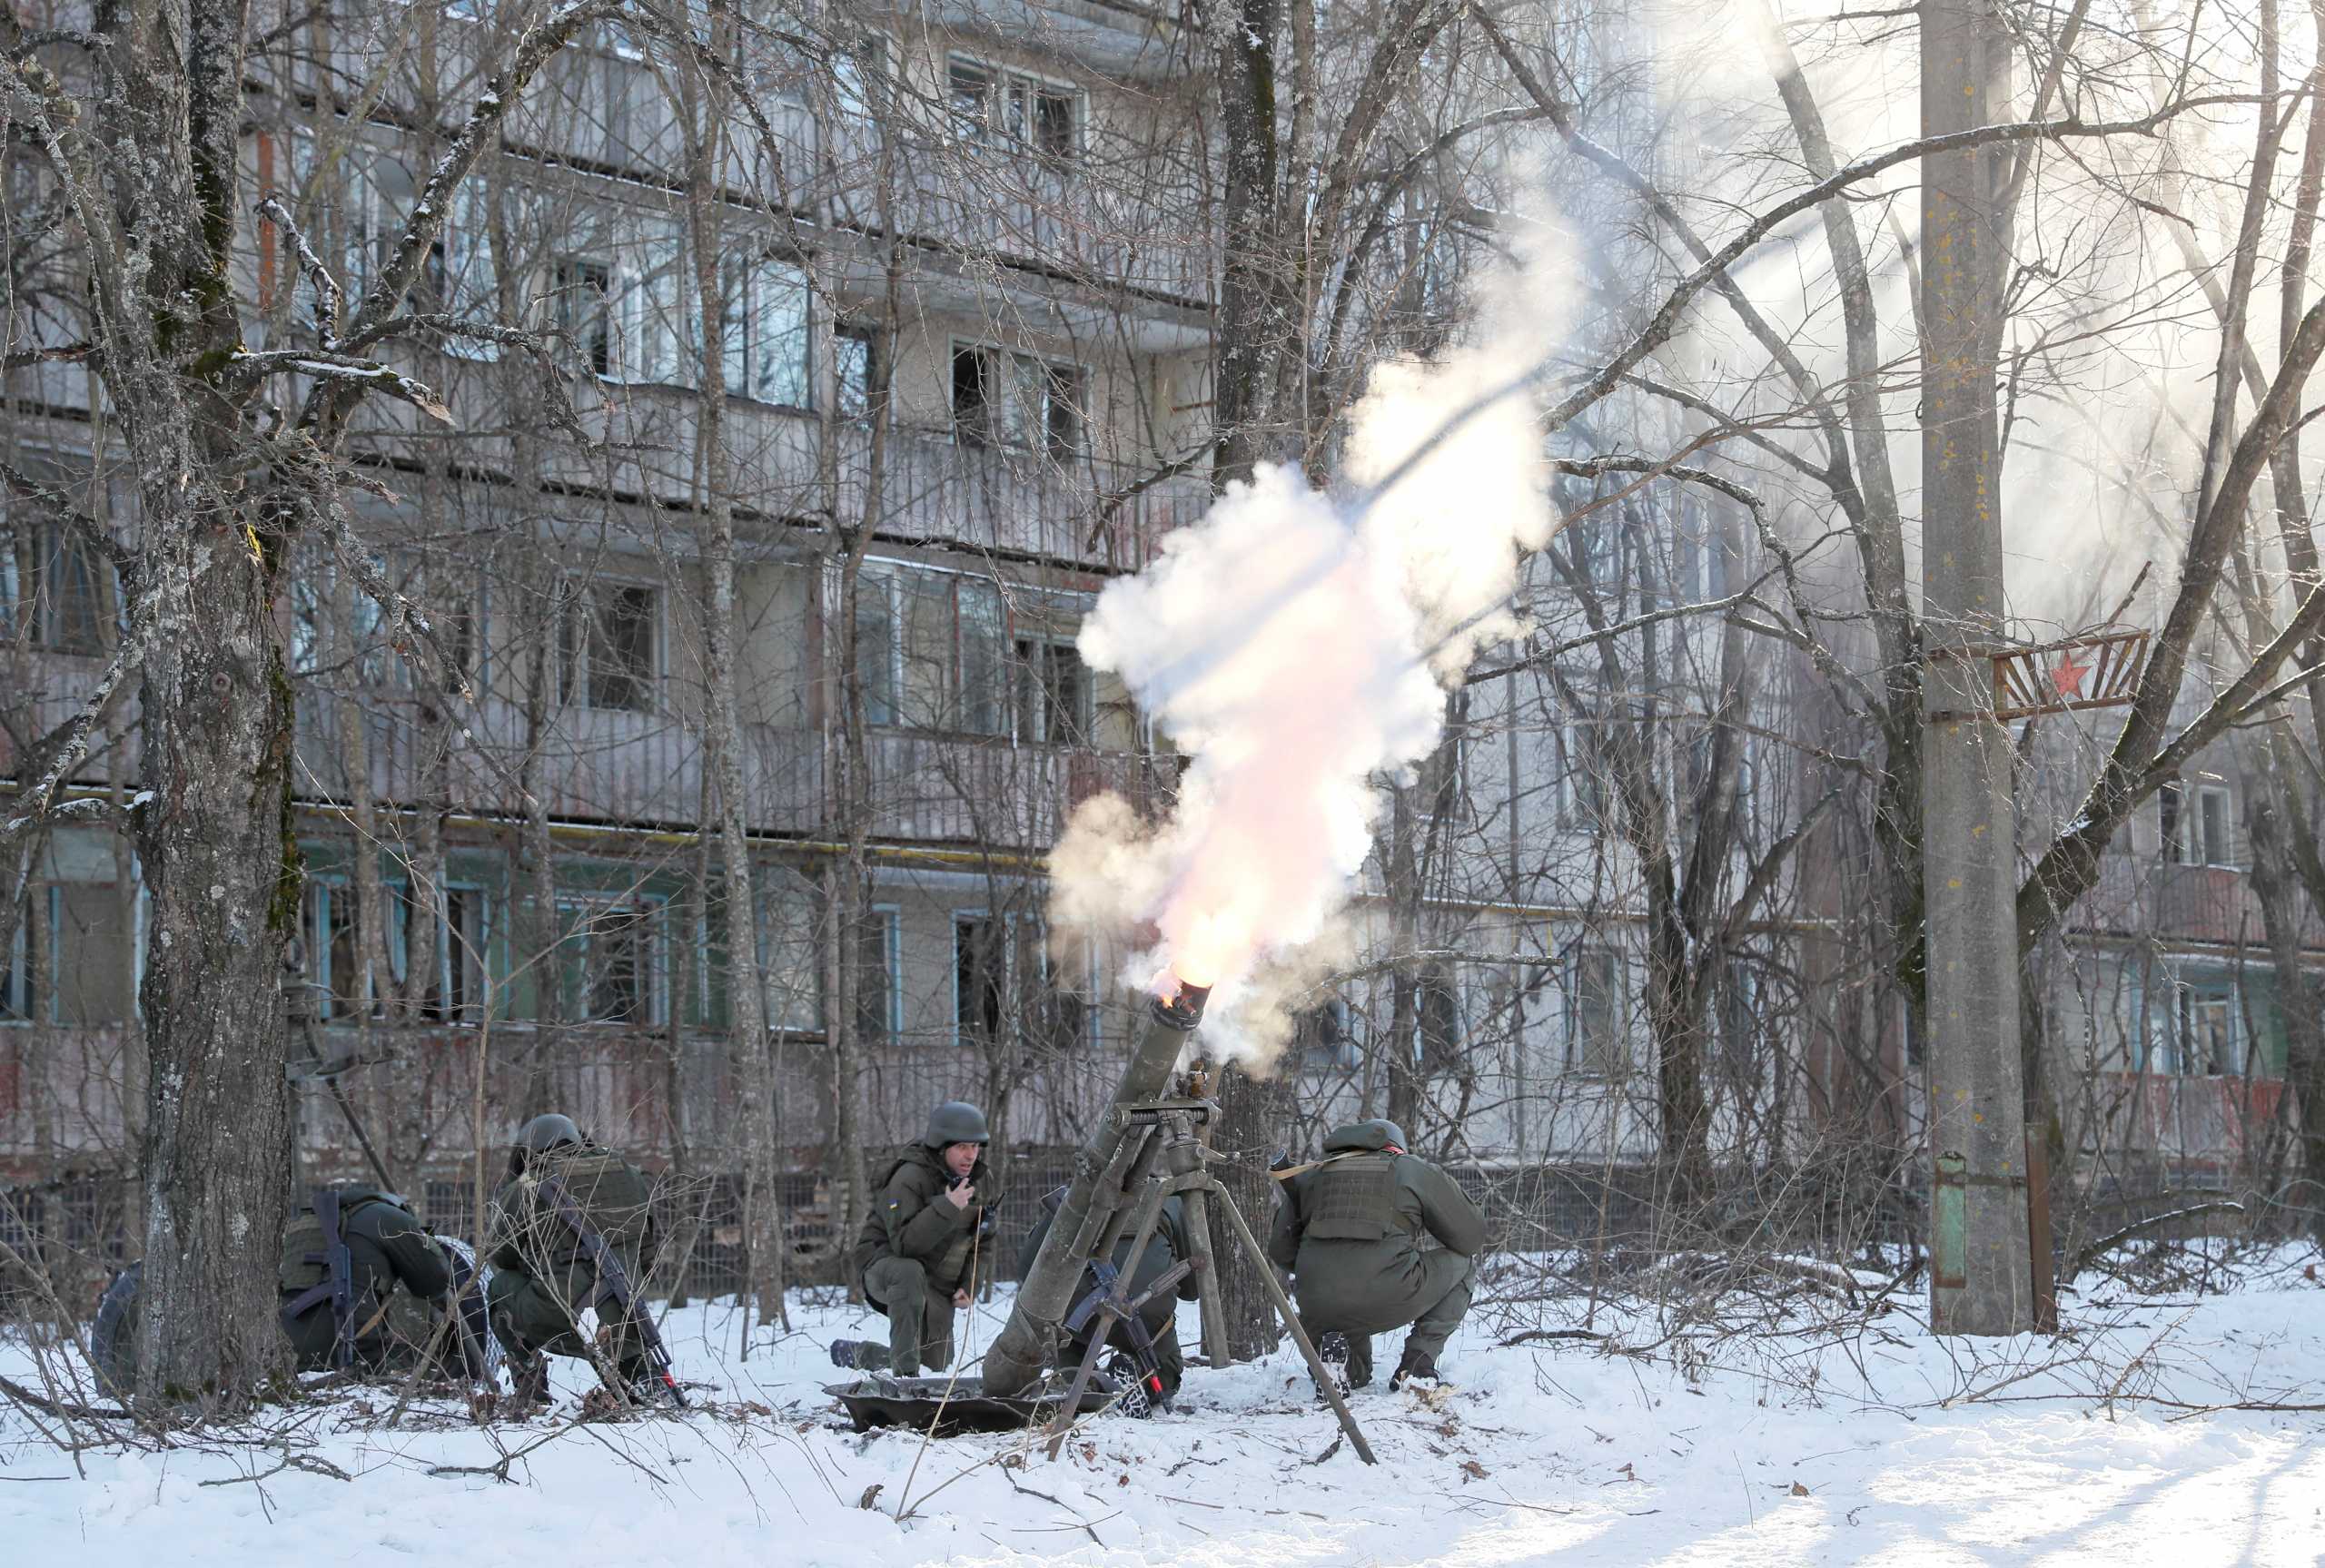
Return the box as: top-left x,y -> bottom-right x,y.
1042,1096 -> 1377,1465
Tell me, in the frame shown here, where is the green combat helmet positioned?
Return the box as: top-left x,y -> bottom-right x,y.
924,1100 -> 989,1148
516,1113 -> 582,1153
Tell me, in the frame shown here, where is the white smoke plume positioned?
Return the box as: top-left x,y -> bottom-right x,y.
1053,250 -> 1570,1062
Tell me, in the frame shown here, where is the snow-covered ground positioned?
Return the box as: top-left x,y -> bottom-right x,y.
6,1255 -> 2324,1566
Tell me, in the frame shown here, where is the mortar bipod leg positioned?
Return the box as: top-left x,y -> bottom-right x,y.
1209,1178 -> 1377,1465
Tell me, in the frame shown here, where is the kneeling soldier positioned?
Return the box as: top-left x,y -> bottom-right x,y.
1017,1188 -> 1198,1405
486,1113 -> 658,1408
1268,1119 -> 1485,1392
831,1100 -> 994,1378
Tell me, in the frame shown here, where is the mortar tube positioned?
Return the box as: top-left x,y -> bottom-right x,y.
982,981 -> 1210,1397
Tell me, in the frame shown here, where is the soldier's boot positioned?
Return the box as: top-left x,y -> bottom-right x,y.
1389,1346 -> 1443,1393
1103,1351 -> 1164,1417
1316,1331 -> 1351,1399
828,1339 -> 879,1372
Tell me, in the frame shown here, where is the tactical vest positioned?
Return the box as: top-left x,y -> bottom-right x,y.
1306,1153 -> 1401,1242
518,1148 -> 651,1270
278,1191 -> 395,1297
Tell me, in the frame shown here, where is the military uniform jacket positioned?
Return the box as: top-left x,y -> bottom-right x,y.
487,1145 -> 655,1291
853,1143 -> 993,1297
280,1188 -> 451,1359
282,1189 -> 451,1307
1266,1122 -> 1485,1329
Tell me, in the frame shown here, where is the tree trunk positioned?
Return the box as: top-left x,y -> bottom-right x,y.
1201,1061 -> 1294,1360
132,519 -> 302,1404
679,35 -> 787,1329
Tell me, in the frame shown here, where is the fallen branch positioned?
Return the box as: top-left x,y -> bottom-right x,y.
2069,1202 -> 2247,1277
1496,1328 -> 1611,1348
0,1372 -> 130,1423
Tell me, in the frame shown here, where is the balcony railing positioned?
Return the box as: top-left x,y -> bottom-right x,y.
291,688 -> 1174,846
2088,1070 -> 2291,1170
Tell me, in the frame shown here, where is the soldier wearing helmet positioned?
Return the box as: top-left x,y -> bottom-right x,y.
828,1100 -> 994,1378
1267,1119 -> 1484,1394
485,1112 -> 657,1410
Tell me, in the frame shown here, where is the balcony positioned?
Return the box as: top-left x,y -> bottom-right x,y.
292,687 -> 1173,849
2087,1071 -> 2292,1173
2075,852 -> 2325,951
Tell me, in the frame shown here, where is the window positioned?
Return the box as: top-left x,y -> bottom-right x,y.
1564,950 -> 1624,1078
439,177 -> 501,359
2194,784 -> 2234,868
951,342 -> 1087,455
948,55 -> 1082,160
1,901 -> 29,1021
755,870 -> 824,1033
555,258 -> 613,377
855,905 -> 900,1043
855,565 -> 1008,734
1555,717 -> 1608,828
954,914 -> 1005,1044
1415,963 -> 1465,1075
1416,730 -> 1467,823
2158,780 -> 2235,867
1295,998 -> 1359,1071
4,520 -> 110,654
559,582 -> 657,712
51,885 -> 131,1026
402,883 -> 488,1024
615,231 -> 688,386
2176,987 -> 2241,1077
835,322 -> 881,419
833,35 -> 885,118
720,257 -> 811,406
563,897 -> 661,1024
1014,636 -> 1090,743
299,880 -> 381,1021
952,910 -> 1085,1050
947,58 -> 994,143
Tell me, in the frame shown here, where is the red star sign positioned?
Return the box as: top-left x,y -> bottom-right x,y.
2051,650 -> 2092,698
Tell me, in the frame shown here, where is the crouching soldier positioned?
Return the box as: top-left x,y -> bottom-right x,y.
92,1185 -> 475,1396
830,1100 -> 994,1378
486,1113 -> 659,1409
1268,1119 -> 1485,1392
280,1185 -> 467,1373
1018,1188 -> 1199,1408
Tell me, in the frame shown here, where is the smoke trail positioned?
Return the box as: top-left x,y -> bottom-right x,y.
1051,252 -> 1568,1062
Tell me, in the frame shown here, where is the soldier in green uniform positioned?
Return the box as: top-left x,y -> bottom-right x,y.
1016,1188 -> 1199,1404
829,1100 -> 994,1378
278,1185 -> 459,1370
485,1113 -> 658,1408
1268,1119 -> 1486,1392
92,1186 -> 464,1395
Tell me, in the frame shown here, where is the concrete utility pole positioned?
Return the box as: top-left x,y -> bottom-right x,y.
1920,0 -> 2036,1334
